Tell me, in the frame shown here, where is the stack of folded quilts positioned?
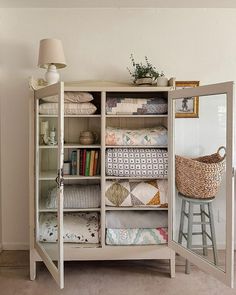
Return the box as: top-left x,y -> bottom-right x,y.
106,211 -> 168,245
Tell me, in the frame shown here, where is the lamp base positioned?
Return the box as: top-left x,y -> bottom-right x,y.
45,64 -> 60,85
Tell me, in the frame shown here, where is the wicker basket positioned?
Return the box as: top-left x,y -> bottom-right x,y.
175,147 -> 226,199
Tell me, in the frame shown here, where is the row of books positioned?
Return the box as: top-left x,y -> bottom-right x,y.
69,149 -> 100,176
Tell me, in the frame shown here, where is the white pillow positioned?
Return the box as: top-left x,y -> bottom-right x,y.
39,102 -> 97,115
41,92 -> 94,103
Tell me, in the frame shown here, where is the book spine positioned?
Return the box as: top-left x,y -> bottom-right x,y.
96,150 -> 100,175
76,149 -> 80,175
89,150 -> 95,176
71,151 -> 77,175
93,150 -> 99,175
79,149 -> 83,175
85,150 -> 91,176
82,149 -> 87,176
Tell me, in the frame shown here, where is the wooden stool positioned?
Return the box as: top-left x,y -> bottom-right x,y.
178,193 -> 218,274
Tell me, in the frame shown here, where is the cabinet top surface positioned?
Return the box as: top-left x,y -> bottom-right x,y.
30,78 -> 175,93
64,80 -> 174,92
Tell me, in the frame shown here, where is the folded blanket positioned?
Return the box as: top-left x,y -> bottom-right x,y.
106,148 -> 168,178
106,211 -> 168,229
105,126 -> 168,146
106,97 -> 168,115
46,184 -> 101,209
105,179 -> 168,207
106,228 -> 168,245
39,102 -> 97,115
39,212 -> 100,243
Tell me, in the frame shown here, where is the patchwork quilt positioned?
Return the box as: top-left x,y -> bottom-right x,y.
105,179 -> 168,207
105,148 -> 168,178
106,97 -> 168,115
105,126 -> 168,146
106,228 -> 168,245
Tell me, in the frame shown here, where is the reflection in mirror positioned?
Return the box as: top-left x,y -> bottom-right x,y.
173,94 -> 227,273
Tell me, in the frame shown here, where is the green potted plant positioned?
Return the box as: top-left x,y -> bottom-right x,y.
127,55 -> 160,85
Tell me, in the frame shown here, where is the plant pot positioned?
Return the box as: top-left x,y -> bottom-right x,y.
156,76 -> 168,87
135,77 -> 153,86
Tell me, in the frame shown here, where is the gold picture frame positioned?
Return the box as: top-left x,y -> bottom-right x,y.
175,81 -> 200,118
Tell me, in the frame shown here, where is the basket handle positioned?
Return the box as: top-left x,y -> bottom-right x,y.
217,146 -> 226,159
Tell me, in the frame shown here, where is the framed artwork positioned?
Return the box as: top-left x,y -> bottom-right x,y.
175,81 -> 200,118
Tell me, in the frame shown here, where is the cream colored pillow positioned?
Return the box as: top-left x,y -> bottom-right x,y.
41,92 -> 94,103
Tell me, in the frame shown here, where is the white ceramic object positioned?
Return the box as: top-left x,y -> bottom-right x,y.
156,76 -> 168,87
45,64 -> 60,85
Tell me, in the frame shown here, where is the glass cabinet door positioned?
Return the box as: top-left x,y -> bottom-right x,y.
168,82 -> 234,288
34,82 -> 64,289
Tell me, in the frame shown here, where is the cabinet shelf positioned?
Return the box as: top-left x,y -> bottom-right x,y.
39,171 -> 56,180
39,114 -> 101,118
39,171 -> 101,180
105,145 -> 167,149
106,114 -> 168,118
39,145 -> 58,149
105,206 -> 168,211
39,144 -> 101,149
64,175 -> 101,180
105,176 -> 168,180
65,144 -> 101,149
39,208 -> 101,213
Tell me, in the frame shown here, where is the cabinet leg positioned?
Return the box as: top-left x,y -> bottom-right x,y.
30,251 -> 37,281
170,252 -> 176,278
185,260 -> 191,274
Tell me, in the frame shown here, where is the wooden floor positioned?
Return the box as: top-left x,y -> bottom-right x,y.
0,250 -> 235,295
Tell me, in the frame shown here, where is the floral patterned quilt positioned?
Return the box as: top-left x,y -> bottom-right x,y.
105,126 -> 167,146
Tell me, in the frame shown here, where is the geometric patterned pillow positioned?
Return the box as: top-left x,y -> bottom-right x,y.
105,180 -> 168,207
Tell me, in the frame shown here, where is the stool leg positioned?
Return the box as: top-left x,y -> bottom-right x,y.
200,204 -> 208,256
178,199 -> 186,245
208,203 -> 218,266
186,202 -> 193,274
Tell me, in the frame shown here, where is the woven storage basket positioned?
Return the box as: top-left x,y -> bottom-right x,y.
175,147 -> 226,199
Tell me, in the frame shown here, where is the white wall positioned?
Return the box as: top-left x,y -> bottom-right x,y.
0,8 -> 236,249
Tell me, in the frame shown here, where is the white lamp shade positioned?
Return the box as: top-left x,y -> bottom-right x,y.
38,38 -> 67,69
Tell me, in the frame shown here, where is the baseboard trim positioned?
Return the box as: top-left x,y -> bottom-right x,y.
2,243 -> 29,250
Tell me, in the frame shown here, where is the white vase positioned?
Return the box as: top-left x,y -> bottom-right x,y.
156,76 -> 168,87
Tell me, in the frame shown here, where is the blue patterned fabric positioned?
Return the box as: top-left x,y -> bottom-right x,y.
106,228 -> 168,245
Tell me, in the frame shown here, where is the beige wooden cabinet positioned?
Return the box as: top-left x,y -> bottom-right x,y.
29,80 -> 235,289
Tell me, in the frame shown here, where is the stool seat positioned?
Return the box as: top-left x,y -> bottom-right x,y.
178,193 -> 218,274
178,193 -> 215,203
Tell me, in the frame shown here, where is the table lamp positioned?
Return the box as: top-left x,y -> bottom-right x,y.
38,38 -> 67,85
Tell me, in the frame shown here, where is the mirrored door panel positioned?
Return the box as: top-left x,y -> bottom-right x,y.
34,83 -> 64,289
168,82 -> 234,287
